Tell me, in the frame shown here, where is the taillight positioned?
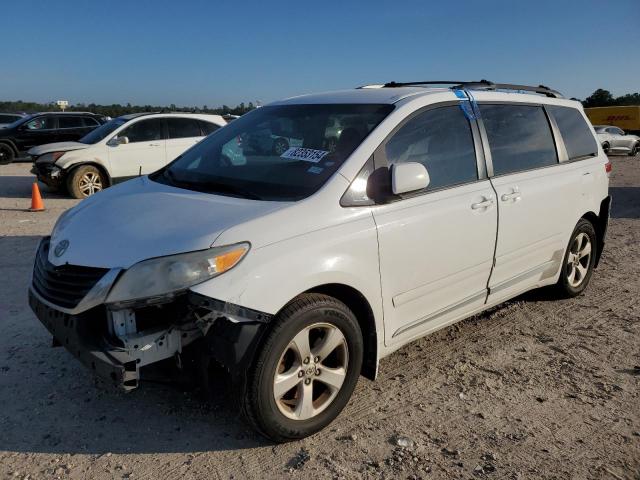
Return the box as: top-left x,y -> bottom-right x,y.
605,161 -> 612,173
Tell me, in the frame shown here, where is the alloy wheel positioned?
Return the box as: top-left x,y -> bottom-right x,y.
273,322 -> 349,421
79,172 -> 102,197
566,232 -> 592,288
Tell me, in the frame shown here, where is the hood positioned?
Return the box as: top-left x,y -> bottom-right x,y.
49,176 -> 289,269
29,141 -> 89,157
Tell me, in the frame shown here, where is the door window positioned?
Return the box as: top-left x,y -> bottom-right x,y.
384,106 -> 478,191
547,106 -> 597,160
480,104 -> 557,175
118,119 -> 165,143
58,116 -> 85,129
167,118 -> 202,139
24,116 -> 54,130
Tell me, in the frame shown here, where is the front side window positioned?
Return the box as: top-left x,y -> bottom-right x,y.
547,106 -> 597,160
0,114 -> 21,123
24,116 -> 54,130
57,116 -> 84,128
119,119 -> 165,143
167,118 -> 202,139
480,104 -> 557,176
154,104 -> 393,201
384,106 -> 478,191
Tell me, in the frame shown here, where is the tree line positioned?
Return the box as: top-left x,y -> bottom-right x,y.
1,88 -> 638,117
582,89 -> 640,108
0,100 -> 257,117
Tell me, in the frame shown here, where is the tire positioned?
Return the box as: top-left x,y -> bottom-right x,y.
554,219 -> 597,298
66,165 -> 105,199
628,142 -> 639,156
272,138 -> 289,156
0,143 -> 15,165
602,142 -> 610,155
242,293 -> 363,442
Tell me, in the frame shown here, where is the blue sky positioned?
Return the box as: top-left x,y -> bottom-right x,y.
2,0 -> 638,107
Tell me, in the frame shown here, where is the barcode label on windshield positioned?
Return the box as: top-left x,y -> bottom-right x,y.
281,147 -> 329,163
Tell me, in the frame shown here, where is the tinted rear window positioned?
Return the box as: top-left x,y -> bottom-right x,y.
58,116 -> 84,128
480,104 -> 557,175
547,106 -> 597,160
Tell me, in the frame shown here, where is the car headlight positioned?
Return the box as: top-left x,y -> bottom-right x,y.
106,243 -> 250,304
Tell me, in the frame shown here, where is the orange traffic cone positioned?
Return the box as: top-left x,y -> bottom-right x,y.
29,181 -> 45,212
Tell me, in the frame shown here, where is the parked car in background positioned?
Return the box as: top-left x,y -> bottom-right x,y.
593,125 -> 640,156
28,80 -> 610,441
0,112 -> 108,164
0,112 -> 26,128
30,112 -> 226,198
585,105 -> 640,134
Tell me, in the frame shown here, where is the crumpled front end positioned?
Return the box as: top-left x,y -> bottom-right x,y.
28,237 -> 272,391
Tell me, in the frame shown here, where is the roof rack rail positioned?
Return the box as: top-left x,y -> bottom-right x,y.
361,80 -> 563,98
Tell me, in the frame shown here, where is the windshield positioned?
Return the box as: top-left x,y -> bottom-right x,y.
153,104 -> 393,201
594,126 -> 607,133
79,117 -> 128,144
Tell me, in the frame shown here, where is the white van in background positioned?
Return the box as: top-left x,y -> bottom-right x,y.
30,113 -> 226,197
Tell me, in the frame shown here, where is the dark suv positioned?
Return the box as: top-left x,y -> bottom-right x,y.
0,112 -> 108,164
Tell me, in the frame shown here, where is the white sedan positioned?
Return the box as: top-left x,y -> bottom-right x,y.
594,125 -> 640,156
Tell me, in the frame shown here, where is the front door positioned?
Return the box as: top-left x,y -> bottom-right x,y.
107,118 -> 167,180
372,104 -> 497,345
16,115 -> 58,154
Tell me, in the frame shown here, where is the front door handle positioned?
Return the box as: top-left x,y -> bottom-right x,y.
471,196 -> 494,210
501,187 -> 521,202
149,143 -> 161,147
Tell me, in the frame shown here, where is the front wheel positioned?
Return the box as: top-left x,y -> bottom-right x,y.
272,138 -> 289,155
67,165 -> 105,198
242,294 -> 363,442
554,219 -> 597,297
602,142 -> 610,155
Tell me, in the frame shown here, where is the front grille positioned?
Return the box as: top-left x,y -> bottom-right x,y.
32,239 -> 109,309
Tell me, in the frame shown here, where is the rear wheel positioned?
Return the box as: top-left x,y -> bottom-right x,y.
242,294 -> 363,442
602,142 -> 610,155
67,165 -> 105,198
0,143 -> 15,165
629,142 -> 639,156
554,219 -> 597,297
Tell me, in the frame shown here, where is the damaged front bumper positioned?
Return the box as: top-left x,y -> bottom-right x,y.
31,161 -> 65,188
28,242 -> 273,391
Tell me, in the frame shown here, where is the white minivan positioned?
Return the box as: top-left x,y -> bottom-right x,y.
29,81 -> 611,441
30,112 -> 226,198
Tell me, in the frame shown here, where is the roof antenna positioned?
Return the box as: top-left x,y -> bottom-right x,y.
138,166 -> 142,176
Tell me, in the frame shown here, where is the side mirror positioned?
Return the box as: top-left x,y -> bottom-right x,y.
108,136 -> 129,146
391,162 -> 430,195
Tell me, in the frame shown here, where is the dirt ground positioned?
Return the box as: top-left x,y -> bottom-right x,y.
1,157 -> 638,480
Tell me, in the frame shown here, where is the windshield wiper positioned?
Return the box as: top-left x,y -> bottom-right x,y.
163,169 -> 262,200
196,180 -> 264,200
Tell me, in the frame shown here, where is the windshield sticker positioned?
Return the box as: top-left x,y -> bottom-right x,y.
307,166 -> 324,174
281,147 -> 329,163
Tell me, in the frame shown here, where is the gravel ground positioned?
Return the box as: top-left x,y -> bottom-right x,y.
1,157 -> 638,479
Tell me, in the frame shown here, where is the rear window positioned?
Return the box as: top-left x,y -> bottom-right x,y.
547,106 -> 597,160
199,120 -> 220,135
480,104 -> 557,176
58,116 -> 85,128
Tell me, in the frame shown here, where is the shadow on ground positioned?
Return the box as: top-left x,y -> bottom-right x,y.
610,186 -> 640,219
